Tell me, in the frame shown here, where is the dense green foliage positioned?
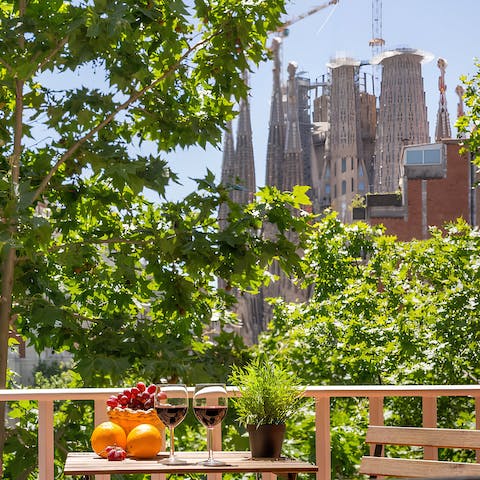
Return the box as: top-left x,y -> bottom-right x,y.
265,213 -> 480,386
14,180 -> 312,386
457,59 -> 480,163
257,212 -> 480,476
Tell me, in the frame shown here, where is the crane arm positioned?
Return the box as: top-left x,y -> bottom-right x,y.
277,0 -> 339,31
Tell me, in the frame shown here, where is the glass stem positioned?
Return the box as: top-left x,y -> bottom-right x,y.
207,427 -> 214,462
169,427 -> 175,459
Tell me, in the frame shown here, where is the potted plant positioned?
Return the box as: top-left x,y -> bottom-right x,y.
228,357 -> 304,459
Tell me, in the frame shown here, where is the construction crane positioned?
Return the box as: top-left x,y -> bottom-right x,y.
275,0 -> 340,37
369,0 -> 385,57
369,0 -> 384,96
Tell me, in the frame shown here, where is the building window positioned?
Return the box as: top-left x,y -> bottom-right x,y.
325,165 -> 331,179
359,165 -> 364,177
341,180 -> 346,195
334,184 -> 337,198
341,157 -> 347,173
351,157 -> 354,170
351,178 -> 354,191
359,181 -> 365,192
404,144 -> 443,165
325,184 -> 331,195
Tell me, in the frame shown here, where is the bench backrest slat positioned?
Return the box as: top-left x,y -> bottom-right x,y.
360,456 -> 480,478
365,426 -> 480,449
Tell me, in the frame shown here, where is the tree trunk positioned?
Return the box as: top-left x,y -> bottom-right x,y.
0,248 -> 17,476
0,2 -> 25,473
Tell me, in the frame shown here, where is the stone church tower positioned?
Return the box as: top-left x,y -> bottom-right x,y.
283,61 -> 304,191
373,48 -> 432,193
218,121 -> 235,231
258,38 -> 285,334
312,56 -> 376,220
275,61 -> 309,304
325,56 -> 370,222
234,80 -> 256,204
265,37 -> 285,189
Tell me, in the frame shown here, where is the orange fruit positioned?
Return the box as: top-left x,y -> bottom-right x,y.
126,423 -> 163,458
90,421 -> 127,458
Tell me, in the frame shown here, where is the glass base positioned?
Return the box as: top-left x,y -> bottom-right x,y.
161,456 -> 188,465
198,458 -> 227,466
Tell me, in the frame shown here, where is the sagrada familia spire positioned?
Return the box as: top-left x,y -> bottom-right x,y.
218,121 -> 235,231
283,61 -> 304,191
234,73 -> 256,204
261,55 -> 309,334
263,60 -> 308,321
219,72 -> 256,206
326,56 -> 371,221
435,58 -> 452,142
265,37 -> 285,189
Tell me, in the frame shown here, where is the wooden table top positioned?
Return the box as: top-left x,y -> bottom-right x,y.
64,451 -> 318,476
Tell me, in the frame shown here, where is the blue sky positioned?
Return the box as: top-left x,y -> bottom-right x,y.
164,0 -> 480,201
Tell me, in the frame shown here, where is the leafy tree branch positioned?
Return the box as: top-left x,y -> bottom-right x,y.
32,30 -> 222,202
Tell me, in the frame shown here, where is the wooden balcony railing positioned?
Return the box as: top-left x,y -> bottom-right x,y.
2,385 -> 480,480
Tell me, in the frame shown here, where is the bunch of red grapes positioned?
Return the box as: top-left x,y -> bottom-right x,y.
105,445 -> 127,461
106,382 -> 158,410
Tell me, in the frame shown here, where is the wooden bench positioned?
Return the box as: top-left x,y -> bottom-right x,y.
359,426 -> 480,478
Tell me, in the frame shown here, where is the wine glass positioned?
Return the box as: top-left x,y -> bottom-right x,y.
154,384 -> 189,465
193,383 -> 228,466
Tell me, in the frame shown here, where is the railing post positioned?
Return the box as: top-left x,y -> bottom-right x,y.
94,398 -> 109,425
368,396 -> 384,426
422,396 -> 437,460
368,396 -> 384,457
315,396 -> 331,480
151,474 -> 166,480
475,396 -> 480,463
38,399 -> 54,480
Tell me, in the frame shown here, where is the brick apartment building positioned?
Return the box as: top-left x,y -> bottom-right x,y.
356,139 -> 480,241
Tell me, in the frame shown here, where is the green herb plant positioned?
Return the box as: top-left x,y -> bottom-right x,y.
229,358 -> 304,428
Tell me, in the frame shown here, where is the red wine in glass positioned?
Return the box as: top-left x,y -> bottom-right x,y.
156,405 -> 188,428
193,384 -> 228,466
154,384 -> 188,465
193,406 -> 227,427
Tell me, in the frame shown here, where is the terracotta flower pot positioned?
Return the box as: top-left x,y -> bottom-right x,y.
247,423 -> 286,459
